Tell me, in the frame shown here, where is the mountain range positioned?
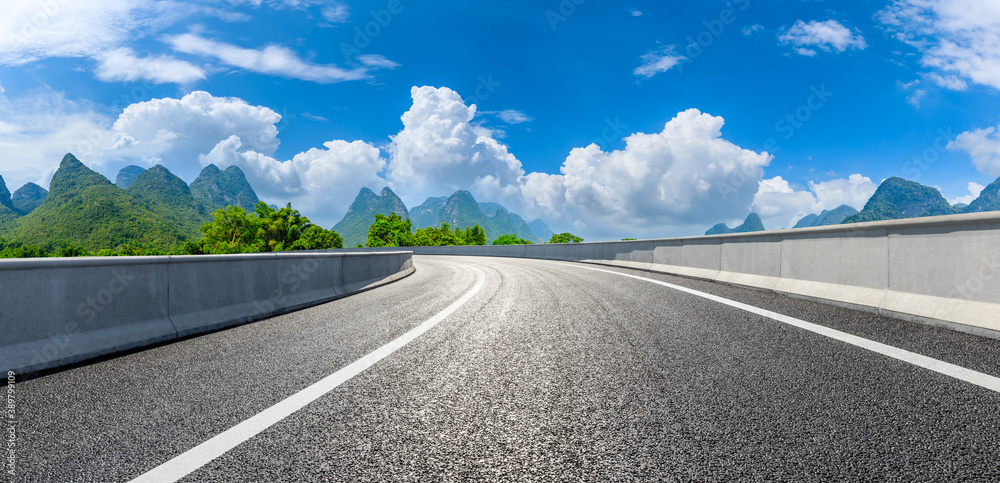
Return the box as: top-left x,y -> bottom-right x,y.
705,213 -> 766,235
335,188 -> 553,246
711,175 -> 1000,234
0,154 -> 261,252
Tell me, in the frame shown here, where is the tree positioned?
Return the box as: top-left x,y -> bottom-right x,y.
293,225 -> 343,250
200,205 -> 262,254
414,223 -> 460,246
198,201 -> 342,254
493,234 -> 533,245
550,232 -> 584,244
366,213 -> 414,247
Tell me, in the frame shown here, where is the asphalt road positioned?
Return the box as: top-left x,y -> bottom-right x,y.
9,255 -> 1000,482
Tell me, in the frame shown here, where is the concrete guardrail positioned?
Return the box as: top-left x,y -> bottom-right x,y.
0,251 -> 414,374
406,212 -> 1000,338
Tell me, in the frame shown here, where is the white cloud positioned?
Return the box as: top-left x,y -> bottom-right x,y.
751,174 -> 878,229
949,181 -> 985,206
949,125 -> 1000,177
742,24 -> 765,36
200,136 -> 386,226
321,4 -> 350,23
906,89 -> 927,107
497,110 -> 533,125
107,91 -> 282,181
779,20 -> 867,56
519,109 -> 773,236
879,0 -> 1000,90
634,46 -> 685,78
385,86 -> 526,207
94,48 -> 206,84
630,8 -> 643,17
168,33 -> 387,83
925,72 -> 968,91
0,87 -> 116,191
0,0 -> 181,65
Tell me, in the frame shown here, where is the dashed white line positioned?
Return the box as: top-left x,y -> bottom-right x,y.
567,263 -> 1000,394
130,268 -> 486,483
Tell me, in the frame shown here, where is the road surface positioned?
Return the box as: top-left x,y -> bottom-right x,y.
9,255 -> 1000,481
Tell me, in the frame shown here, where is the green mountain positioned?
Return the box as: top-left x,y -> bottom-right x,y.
963,177 -> 1000,213
528,219 -> 554,242
793,205 -> 859,228
334,187 -> 410,248
842,177 -> 959,224
5,154 -> 189,252
11,183 -> 48,214
705,213 -> 765,235
126,165 -> 210,237
115,165 -> 146,189
190,164 -> 260,213
479,203 -> 541,243
410,196 -> 447,229
0,175 -> 20,229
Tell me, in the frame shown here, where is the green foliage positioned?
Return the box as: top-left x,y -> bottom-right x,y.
410,222 -> 487,246
366,212 -> 415,247
0,238 -> 50,259
493,233 -> 534,245
11,182 -> 47,214
56,243 -> 91,258
549,232 -> 584,244
622,238 -> 637,241
197,202 -> 342,254
334,188 -> 410,248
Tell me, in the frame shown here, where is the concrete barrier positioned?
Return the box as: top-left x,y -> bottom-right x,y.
0,251 -> 414,374
405,213 -> 1000,338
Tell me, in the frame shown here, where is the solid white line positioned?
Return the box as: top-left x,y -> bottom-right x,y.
567,264 -> 1000,394
130,269 -> 486,483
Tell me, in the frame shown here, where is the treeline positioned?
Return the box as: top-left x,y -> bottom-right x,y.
364,213 -> 582,247
0,207 -> 582,259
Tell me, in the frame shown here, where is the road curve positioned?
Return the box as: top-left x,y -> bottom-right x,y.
11,255 -> 1000,481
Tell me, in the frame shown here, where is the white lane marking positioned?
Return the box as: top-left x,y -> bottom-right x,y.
131,268 -> 487,483
567,264 -> 1000,394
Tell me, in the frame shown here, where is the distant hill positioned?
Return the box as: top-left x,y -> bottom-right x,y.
115,165 -> 146,189
11,183 -> 48,214
963,177 -> 1000,213
126,165 -> 210,238
436,191 -> 541,243
0,175 -> 20,228
792,205 -> 859,228
5,154 -> 189,252
842,177 -> 958,224
528,219 -> 554,242
334,187 -> 410,248
190,164 -> 260,213
706,213 -> 765,235
410,197 -> 447,229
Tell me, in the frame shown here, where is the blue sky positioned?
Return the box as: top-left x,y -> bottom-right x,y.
1,0 -> 999,240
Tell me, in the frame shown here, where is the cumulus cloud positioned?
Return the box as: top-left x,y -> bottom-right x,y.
751,174 -> 878,229
949,125 -> 1000,176
779,19 -> 867,56
385,86 -> 527,207
200,136 -> 386,226
879,0 -> 1000,90
167,33 -> 389,83
108,91 -> 282,180
519,109 -> 773,237
949,182 -> 985,206
94,48 -> 206,84
634,46 -> 685,78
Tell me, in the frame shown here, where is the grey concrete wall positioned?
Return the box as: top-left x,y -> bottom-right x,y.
405,213 -> 1000,337
0,251 -> 413,374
